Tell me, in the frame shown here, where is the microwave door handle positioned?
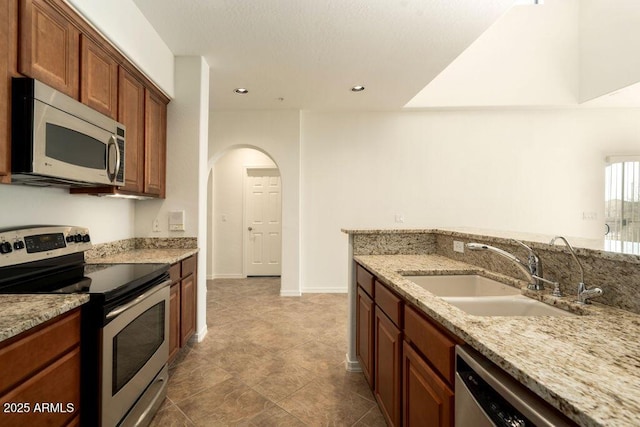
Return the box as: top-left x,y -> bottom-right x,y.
106,135 -> 119,183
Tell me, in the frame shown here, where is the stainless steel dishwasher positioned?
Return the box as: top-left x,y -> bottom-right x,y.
455,345 -> 577,427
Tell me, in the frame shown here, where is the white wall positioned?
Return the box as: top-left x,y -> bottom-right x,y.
580,0 -> 640,102
136,57 -> 210,340
0,185 -> 134,243
65,0 -> 175,97
209,110 -> 301,296
300,108 -> 640,291
211,149 -> 276,278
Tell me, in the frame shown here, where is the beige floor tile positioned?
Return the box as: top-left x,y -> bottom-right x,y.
176,377 -> 274,426
352,405 -> 388,427
151,278 -> 376,427
167,357 -> 234,403
149,403 -> 195,427
278,381 -> 376,427
241,405 -> 307,427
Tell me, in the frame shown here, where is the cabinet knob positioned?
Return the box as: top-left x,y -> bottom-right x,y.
248,227 -> 253,231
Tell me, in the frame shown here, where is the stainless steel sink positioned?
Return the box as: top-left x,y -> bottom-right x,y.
405,274 -> 521,297
404,274 -> 574,317
442,295 -> 575,317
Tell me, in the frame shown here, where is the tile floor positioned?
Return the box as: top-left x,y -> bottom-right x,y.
149,277 -> 387,427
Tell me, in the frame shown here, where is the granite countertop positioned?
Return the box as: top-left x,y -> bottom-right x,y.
85,248 -> 199,265
354,254 -> 640,427
0,294 -> 89,343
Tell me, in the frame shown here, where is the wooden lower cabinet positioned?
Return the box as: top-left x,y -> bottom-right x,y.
0,308 -> 81,427
168,254 -> 197,361
374,306 -> 402,427
180,271 -> 196,345
356,285 -> 374,387
169,282 -> 180,361
403,341 -> 454,427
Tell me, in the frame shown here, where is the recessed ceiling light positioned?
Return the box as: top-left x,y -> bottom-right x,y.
234,88 -> 248,94
351,85 -> 365,92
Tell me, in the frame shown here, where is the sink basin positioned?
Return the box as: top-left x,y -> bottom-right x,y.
404,274 -> 574,316
405,275 -> 521,297
442,295 -> 575,317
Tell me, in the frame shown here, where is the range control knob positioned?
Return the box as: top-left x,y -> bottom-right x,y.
74,234 -> 83,243
0,242 -> 13,254
13,241 -> 25,250
82,234 -> 91,243
66,235 -> 75,243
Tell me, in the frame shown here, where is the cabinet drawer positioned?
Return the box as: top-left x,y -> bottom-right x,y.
0,346 -> 80,427
0,309 -> 80,395
375,280 -> 403,327
356,264 -> 374,297
169,262 -> 181,283
404,305 -> 457,385
182,255 -> 196,277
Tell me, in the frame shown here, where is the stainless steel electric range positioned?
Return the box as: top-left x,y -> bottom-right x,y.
0,225 -> 171,427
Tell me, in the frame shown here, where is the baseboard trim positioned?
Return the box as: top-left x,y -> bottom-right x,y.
301,287 -> 348,294
345,355 -> 362,372
280,290 -> 302,297
195,325 -> 208,342
211,274 -> 246,279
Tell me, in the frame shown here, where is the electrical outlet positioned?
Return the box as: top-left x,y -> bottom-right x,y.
395,214 -> 405,223
152,219 -> 160,232
582,211 -> 598,220
453,240 -> 465,253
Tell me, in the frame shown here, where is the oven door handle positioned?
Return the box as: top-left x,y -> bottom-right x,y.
106,279 -> 171,320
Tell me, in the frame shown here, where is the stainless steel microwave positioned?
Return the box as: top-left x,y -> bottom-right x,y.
11,78 -> 125,187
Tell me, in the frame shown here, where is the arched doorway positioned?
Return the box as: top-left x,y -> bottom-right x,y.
207,146 -> 282,283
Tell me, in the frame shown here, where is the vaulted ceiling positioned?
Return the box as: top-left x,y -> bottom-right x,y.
132,0 -> 516,110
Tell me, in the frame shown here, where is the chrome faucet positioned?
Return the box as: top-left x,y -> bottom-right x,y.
549,236 -> 603,304
466,241 -> 557,291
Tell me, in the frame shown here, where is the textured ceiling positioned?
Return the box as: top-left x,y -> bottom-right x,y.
132,0 -> 515,110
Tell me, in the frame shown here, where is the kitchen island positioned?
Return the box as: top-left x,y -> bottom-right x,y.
351,252 -> 640,427
344,228 -> 640,427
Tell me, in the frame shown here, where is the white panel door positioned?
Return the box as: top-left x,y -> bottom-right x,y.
245,168 -> 282,276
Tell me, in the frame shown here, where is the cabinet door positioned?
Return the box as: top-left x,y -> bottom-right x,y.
403,341 -> 454,427
144,89 -> 166,197
19,0 -> 80,99
80,34 -> 117,119
169,283 -> 180,361
0,0 -> 17,183
356,285 -> 374,388
180,273 -> 196,346
118,67 -> 145,193
374,307 -> 402,427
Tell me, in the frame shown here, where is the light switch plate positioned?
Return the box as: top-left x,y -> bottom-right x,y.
453,241 -> 464,253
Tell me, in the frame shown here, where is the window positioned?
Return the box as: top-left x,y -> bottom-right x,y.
605,156 -> 640,254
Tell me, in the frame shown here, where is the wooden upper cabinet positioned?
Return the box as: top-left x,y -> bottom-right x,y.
80,35 -> 117,119
144,89 -> 167,197
19,0 -> 80,99
118,67 -> 145,193
0,0 -> 18,184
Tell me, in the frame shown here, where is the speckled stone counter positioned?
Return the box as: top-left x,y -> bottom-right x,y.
354,254 -> 640,427
0,294 -> 89,343
85,248 -> 198,265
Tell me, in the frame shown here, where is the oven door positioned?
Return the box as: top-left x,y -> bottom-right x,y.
101,280 -> 170,427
